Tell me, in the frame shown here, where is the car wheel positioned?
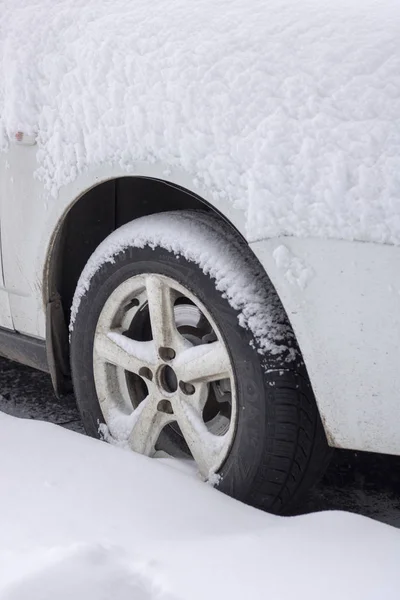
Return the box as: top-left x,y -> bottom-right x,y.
70,210 -> 329,514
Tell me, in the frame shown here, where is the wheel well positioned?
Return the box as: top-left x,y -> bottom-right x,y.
46,176 -> 243,393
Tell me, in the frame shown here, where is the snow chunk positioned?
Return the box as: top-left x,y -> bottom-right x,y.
98,406 -> 144,448
273,245 -> 314,289
1,0 -> 400,245
108,333 -> 157,364
71,212 -> 297,361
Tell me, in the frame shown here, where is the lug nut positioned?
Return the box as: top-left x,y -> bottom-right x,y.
139,367 -> 153,381
179,381 -> 195,395
157,399 -> 173,414
159,347 -> 176,361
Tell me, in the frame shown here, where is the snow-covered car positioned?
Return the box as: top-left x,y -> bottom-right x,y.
0,0 -> 399,513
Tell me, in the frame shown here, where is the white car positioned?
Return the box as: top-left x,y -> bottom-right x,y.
0,0 -> 399,513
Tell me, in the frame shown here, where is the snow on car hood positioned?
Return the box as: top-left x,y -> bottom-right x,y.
1,0 -> 400,245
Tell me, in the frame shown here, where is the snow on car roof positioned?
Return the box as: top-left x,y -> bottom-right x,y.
1,0 -> 400,244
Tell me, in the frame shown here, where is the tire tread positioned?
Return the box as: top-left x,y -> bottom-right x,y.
249,369 -> 331,514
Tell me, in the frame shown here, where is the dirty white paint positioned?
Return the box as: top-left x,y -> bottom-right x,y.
253,236 -> 400,455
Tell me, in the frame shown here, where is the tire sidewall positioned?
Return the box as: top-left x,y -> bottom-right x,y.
71,245 -> 270,502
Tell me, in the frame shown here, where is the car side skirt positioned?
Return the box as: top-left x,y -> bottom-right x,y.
0,327 -> 48,373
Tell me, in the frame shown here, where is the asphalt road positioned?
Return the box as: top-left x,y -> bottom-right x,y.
1,356 -> 399,527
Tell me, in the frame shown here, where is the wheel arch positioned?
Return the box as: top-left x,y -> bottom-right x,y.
44,174 -> 323,454
44,175 -> 246,394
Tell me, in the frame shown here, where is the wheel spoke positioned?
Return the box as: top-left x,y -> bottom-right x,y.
145,275 -> 177,352
94,331 -> 157,374
190,383 -> 209,414
172,393 -> 226,477
174,341 -> 231,383
114,366 -> 135,412
128,396 -> 173,456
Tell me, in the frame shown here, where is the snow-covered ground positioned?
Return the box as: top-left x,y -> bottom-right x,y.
1,408 -> 400,600
1,358 -> 399,527
1,357 -> 400,599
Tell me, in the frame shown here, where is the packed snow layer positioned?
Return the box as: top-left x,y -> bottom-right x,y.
1,0 -> 400,245
273,245 -> 314,289
70,211 -> 296,358
1,411 -> 400,600
108,332 -> 158,365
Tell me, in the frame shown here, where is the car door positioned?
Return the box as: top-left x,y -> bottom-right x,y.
0,148 -> 15,330
0,133 -> 42,335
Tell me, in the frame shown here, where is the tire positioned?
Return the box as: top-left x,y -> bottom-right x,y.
70,210 -> 330,514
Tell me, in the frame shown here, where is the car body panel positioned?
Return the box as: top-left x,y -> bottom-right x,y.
0,148 -> 20,330
0,143 -> 46,336
1,142 -> 400,455
251,237 -> 400,455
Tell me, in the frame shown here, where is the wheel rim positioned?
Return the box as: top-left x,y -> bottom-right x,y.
93,273 -> 237,478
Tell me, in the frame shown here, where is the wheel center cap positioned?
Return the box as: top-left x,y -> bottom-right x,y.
158,364 -> 178,394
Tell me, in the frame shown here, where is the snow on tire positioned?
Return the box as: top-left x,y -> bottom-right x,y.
70,210 -> 330,513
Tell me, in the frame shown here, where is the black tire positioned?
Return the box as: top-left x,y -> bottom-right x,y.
70,210 -> 330,514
